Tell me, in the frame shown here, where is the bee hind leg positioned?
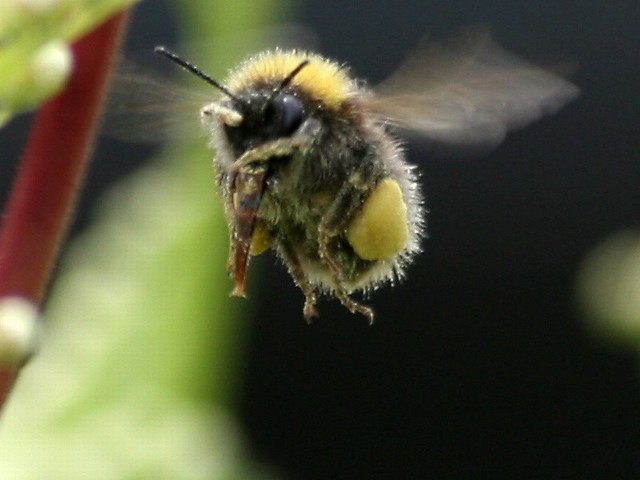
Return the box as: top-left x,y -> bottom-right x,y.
317,182 -> 376,324
317,230 -> 374,323
329,282 -> 374,325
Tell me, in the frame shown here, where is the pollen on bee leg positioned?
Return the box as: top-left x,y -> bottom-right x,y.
249,221 -> 272,255
231,197 -> 272,257
346,178 -> 409,261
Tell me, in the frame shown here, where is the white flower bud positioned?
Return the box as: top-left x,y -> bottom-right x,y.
0,297 -> 41,366
30,40 -> 73,93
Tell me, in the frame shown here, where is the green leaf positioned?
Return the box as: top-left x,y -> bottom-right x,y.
0,0 -> 138,124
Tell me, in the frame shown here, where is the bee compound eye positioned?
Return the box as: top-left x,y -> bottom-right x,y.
274,94 -> 303,136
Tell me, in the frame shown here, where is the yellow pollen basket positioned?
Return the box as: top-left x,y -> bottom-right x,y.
250,221 -> 272,255
347,178 -> 409,261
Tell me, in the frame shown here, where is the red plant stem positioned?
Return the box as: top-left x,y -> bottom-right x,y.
0,10 -> 130,410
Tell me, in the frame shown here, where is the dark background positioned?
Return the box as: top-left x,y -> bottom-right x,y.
244,2 -> 640,479
2,1 -> 640,479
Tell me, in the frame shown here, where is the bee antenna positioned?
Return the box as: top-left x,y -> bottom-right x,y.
267,59 -> 310,102
279,60 -> 310,91
154,46 -> 241,102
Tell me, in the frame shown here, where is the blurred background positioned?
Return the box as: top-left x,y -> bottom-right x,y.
1,0 -> 639,479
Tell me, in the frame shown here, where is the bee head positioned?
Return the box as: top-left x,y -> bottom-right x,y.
156,46 -> 357,156
219,88 -> 306,154
216,51 -> 359,158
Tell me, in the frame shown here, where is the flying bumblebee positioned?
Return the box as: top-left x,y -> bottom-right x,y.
112,29 -> 579,323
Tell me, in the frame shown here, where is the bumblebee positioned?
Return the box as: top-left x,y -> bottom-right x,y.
153,29 -> 578,322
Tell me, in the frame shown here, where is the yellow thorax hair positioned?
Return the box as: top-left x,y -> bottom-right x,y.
225,50 -> 357,110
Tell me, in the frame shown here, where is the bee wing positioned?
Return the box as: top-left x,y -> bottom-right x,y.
371,28 -> 579,147
103,63 -> 212,143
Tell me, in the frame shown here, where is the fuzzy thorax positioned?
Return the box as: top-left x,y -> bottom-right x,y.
225,50 -> 357,110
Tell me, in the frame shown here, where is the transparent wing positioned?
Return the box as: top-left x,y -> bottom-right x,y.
102,62 -> 212,143
370,28 -> 580,147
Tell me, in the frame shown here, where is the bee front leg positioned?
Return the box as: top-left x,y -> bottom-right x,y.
222,182 -> 238,278
280,242 -> 318,323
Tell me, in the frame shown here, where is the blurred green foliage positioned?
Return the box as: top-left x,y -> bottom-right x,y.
576,230 -> 640,350
0,0 -> 137,125
0,0 -> 291,478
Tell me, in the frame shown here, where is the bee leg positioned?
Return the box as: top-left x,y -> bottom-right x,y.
281,243 -> 318,323
331,280 -> 374,325
318,183 -> 375,324
226,234 -> 236,275
223,176 -> 238,277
